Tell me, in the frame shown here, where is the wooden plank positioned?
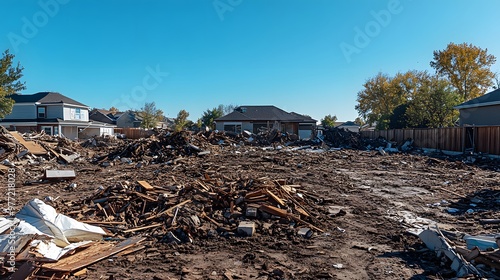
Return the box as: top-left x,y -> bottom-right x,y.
82,221 -> 126,225
0,164 -> 10,171
122,223 -> 162,233
266,189 -> 286,207
259,204 -> 288,218
9,131 -> 47,155
45,169 -> 76,180
43,236 -> 146,272
145,199 -> 192,221
132,191 -> 157,202
72,268 -> 88,277
8,261 -> 37,280
137,180 -> 154,191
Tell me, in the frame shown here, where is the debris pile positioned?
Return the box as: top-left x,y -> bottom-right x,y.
65,177 -> 326,242
0,174 -> 330,278
322,127 -> 363,149
0,198 -> 146,278
91,130 -> 215,165
412,226 -> 500,278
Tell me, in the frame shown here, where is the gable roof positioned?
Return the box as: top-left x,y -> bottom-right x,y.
9,92 -> 88,107
115,110 -> 142,122
338,121 -> 359,127
454,88 -> 500,109
89,109 -> 116,124
215,105 -> 316,123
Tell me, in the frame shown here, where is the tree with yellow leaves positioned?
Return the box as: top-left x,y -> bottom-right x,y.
430,42 -> 496,101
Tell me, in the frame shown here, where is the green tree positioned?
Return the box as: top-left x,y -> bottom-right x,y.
218,104 -> 238,115
173,109 -> 190,132
201,107 -> 223,130
355,72 -> 414,129
195,118 -> 203,129
137,102 -> 164,129
388,103 -> 410,129
493,72 -> 500,90
430,42 -> 496,101
354,117 -> 364,126
320,114 -> 337,128
406,77 -> 459,128
108,106 -> 118,115
0,49 -> 26,118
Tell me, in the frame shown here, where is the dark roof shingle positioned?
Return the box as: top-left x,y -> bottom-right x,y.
215,105 -> 316,122
455,88 -> 500,109
9,92 -> 88,107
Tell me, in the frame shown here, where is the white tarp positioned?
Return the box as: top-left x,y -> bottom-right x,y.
30,239 -> 93,260
0,199 -> 105,261
16,198 -> 106,247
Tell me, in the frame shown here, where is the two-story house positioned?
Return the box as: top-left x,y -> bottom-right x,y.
0,92 -> 115,139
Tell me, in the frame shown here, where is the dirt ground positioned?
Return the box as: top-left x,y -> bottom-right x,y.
4,144 -> 500,279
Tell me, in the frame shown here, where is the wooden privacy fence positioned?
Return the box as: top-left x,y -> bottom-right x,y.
360,126 -> 500,155
114,128 -> 153,139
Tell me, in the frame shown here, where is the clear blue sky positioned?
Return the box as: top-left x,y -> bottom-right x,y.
2,0 -> 499,122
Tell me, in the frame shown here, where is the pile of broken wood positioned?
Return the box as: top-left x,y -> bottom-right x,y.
1,175 -> 328,278
66,176 -> 326,240
322,127 -> 363,149
0,128 -> 85,166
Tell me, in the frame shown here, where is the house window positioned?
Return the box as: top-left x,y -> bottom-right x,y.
299,124 -> 313,130
75,108 -> 81,120
38,107 -> 46,118
252,123 -> 268,134
41,126 -> 53,135
224,124 -> 242,133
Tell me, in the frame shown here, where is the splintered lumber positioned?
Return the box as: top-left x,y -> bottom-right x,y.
145,199 -> 192,221
259,204 -> 288,218
196,180 -> 211,192
479,219 -> 500,225
259,204 -> 324,233
122,223 -> 162,233
200,212 -> 222,227
474,250 -> 500,270
43,236 -> 146,272
437,187 -> 467,199
245,189 -> 266,199
83,221 -> 126,225
266,189 -> 286,207
137,180 -> 155,191
132,191 -> 157,202
8,261 -> 38,280
275,181 -> 311,218
45,169 -> 76,180
0,164 -> 9,173
9,131 -> 47,155
72,268 -> 88,277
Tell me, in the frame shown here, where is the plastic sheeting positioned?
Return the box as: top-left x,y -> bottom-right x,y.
0,199 -> 106,260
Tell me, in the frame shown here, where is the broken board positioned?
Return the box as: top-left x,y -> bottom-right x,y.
45,169 -> 76,180
9,131 -> 47,155
137,180 -> 155,191
42,236 -> 146,272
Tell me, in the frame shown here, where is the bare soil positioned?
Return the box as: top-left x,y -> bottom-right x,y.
4,146 -> 500,280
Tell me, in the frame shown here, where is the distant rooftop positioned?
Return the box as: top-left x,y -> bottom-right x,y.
216,105 -> 316,122
455,88 -> 500,109
9,92 -> 88,107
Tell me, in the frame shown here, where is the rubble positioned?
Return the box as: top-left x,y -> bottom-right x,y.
2,127 -> 500,278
